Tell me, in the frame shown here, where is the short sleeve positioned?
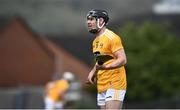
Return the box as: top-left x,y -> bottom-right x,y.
111,36 -> 124,53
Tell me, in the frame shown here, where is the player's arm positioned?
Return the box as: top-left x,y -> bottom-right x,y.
86,65 -> 98,84
43,82 -> 53,97
96,48 -> 127,70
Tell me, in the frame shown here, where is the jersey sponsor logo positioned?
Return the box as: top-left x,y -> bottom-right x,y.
95,41 -> 103,49
99,43 -> 103,48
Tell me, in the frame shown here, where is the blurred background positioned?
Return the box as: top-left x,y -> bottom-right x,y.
0,0 -> 180,109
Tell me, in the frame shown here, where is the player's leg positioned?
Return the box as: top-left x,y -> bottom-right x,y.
106,100 -> 123,109
105,89 -> 126,109
100,105 -> 106,109
97,92 -> 106,109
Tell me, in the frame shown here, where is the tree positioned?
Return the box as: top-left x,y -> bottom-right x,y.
119,21 -> 180,101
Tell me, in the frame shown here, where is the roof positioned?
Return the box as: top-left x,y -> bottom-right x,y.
0,16 -> 90,87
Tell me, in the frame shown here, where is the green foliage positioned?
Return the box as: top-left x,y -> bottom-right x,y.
119,21 -> 180,101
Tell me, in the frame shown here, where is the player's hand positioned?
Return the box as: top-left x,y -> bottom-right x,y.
94,51 -> 113,65
95,63 -> 108,70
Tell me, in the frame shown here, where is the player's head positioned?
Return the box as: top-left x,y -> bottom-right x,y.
62,71 -> 75,82
86,9 -> 109,34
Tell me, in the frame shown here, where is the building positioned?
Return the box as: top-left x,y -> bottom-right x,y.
0,16 -> 90,87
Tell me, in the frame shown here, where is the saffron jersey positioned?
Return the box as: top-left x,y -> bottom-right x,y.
46,79 -> 69,101
92,29 -> 127,93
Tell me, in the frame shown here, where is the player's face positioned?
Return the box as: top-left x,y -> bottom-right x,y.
86,16 -> 98,32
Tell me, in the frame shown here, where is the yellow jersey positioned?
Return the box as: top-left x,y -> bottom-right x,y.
46,79 -> 69,101
92,29 -> 127,93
